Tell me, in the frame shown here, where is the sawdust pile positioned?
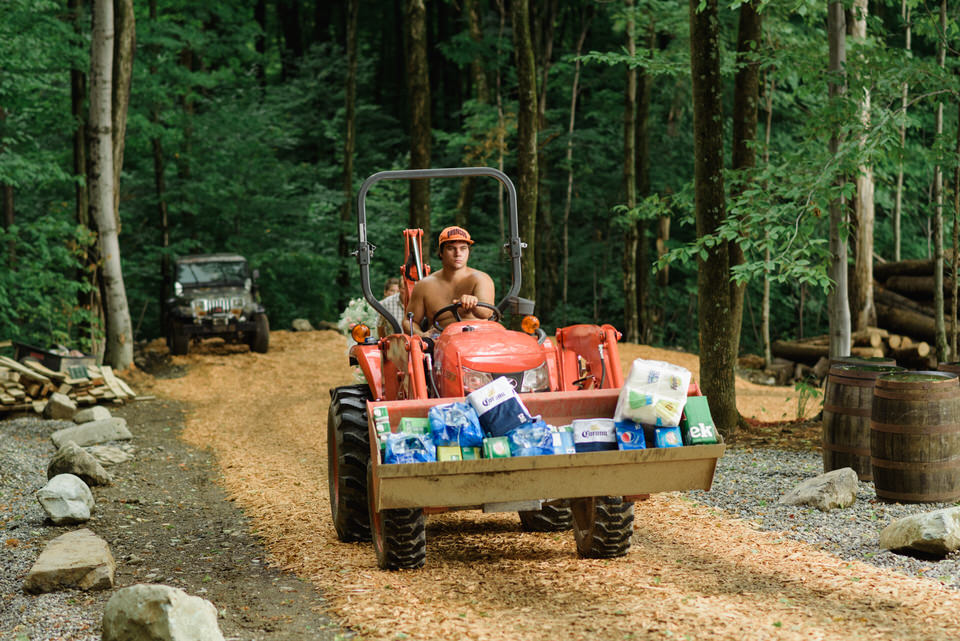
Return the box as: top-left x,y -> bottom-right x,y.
145,331 -> 960,641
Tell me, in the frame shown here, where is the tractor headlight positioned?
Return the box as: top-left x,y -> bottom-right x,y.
462,367 -> 495,393
520,362 -> 550,392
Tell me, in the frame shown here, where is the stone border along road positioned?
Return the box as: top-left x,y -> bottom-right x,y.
1,400 -> 346,641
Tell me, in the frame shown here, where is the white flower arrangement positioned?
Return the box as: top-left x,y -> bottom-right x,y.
337,297 -> 379,336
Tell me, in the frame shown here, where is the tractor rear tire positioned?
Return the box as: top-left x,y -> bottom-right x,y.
518,503 -> 573,532
571,496 -> 634,558
169,323 -> 190,356
328,385 -> 373,542
249,313 -> 270,353
368,462 -> 426,570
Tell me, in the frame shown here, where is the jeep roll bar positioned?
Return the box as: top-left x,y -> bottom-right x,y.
354,167 -> 524,335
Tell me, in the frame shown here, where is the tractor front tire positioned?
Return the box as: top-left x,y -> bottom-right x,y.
250,313 -> 270,353
169,323 -> 190,356
518,503 -> 573,532
368,462 -> 426,570
328,385 -> 372,542
571,496 -> 634,558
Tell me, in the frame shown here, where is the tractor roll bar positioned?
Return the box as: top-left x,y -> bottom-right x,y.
355,167 -> 524,335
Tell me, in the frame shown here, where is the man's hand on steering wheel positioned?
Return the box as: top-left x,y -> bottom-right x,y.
430,300 -> 502,331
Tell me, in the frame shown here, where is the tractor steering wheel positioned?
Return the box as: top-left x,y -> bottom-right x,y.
430,301 -> 502,331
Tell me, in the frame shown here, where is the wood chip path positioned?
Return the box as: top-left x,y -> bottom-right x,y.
144,331 -> 960,640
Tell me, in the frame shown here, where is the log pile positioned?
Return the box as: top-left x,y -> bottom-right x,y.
0,355 -> 139,415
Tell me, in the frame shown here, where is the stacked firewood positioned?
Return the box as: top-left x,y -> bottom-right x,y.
0,355 -> 139,415
766,258 -> 952,384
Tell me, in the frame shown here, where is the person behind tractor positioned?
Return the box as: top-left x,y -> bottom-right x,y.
377,277 -> 405,338
403,226 -> 495,336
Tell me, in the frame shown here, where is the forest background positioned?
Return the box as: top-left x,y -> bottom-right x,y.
2,0 -> 959,377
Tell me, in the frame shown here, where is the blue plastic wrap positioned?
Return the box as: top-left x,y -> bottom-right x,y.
428,402 -> 484,448
505,420 -> 554,457
383,433 -> 436,464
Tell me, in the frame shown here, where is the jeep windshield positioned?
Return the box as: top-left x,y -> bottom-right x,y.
176,260 -> 248,288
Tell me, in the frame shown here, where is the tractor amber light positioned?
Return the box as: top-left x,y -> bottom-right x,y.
521,315 -> 540,334
351,324 -> 371,343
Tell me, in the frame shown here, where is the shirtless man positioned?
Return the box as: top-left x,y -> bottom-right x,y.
403,226 -> 496,335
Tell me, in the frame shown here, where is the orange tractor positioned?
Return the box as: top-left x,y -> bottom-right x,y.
328,168 -> 723,569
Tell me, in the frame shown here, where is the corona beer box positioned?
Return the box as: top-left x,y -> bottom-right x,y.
679,396 -> 719,445
571,418 -> 617,453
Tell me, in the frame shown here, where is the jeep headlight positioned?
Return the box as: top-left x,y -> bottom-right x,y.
520,362 -> 550,392
191,299 -> 208,316
462,367 -> 495,393
231,296 -> 244,316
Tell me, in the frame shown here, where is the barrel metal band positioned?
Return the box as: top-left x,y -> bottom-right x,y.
823,404 -> 871,417
874,388 -> 960,401
871,456 -> 960,471
821,442 -> 869,456
829,376 -> 879,388
875,488 -> 960,502
870,421 -> 960,435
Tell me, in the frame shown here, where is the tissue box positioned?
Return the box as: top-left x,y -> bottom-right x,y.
654,426 -> 683,448
571,418 -> 618,453
615,420 -> 646,450
680,396 -> 719,445
397,417 -> 431,435
467,377 -> 534,437
482,436 -> 511,458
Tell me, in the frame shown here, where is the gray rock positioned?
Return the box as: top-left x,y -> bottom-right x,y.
47,441 -> 112,486
36,474 -> 95,524
86,444 -> 132,466
102,584 -> 225,641
880,507 -> 960,556
43,393 -> 77,420
23,528 -> 115,594
51,417 -> 132,448
291,318 -> 314,332
74,405 -> 112,424
778,467 -> 858,511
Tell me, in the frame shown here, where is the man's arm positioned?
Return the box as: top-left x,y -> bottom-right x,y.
459,271 -> 496,320
402,282 -> 428,336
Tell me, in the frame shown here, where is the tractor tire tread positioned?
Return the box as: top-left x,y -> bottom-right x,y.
328,386 -> 373,542
518,504 -> 573,532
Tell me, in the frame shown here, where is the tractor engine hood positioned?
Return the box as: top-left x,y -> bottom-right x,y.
434,321 -> 546,372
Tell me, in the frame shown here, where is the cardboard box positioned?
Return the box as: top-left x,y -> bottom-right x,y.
615,420 -> 646,450
482,437 -> 511,458
680,396 -> 719,445
397,416 -> 431,435
461,447 -> 482,460
654,426 -> 683,448
551,431 -> 577,454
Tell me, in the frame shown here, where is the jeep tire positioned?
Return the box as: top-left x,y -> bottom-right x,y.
250,313 -> 270,353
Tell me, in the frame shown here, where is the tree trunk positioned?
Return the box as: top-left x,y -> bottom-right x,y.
762,71 -> 775,366
148,0 -> 169,330
690,0 -> 738,436
0,105 -> 14,267
90,0 -> 133,370
827,2 -> 851,359
894,0 -> 910,262
70,0 -> 90,230
933,0 -> 947,360
406,0 -> 431,234
455,0 -> 491,227
848,0 -> 876,332
730,0 -> 761,365
534,0 -> 557,320
953,73 -> 960,356
512,0 -> 537,302
112,0 -> 135,229
561,8 -> 591,324
635,20 -> 654,343
337,0 -> 359,311
622,0 -> 639,344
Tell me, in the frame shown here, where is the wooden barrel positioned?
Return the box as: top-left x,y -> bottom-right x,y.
939,362 -> 960,376
822,364 -> 904,480
871,371 -> 960,503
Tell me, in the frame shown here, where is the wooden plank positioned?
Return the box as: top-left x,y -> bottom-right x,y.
75,394 -> 96,406
0,356 -> 51,384
100,365 -> 130,399
115,376 -> 136,398
0,394 -> 15,405
22,359 -> 66,383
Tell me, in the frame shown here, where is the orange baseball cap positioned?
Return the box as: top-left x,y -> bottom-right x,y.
437,226 -> 474,249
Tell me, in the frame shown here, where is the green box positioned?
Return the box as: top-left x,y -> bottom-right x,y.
482,437 -> 511,459
397,416 -> 431,435
680,396 -> 719,445
372,406 -> 390,420
437,446 -> 462,462
461,447 -> 481,460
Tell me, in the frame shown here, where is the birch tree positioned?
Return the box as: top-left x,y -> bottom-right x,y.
90,0 -> 133,369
